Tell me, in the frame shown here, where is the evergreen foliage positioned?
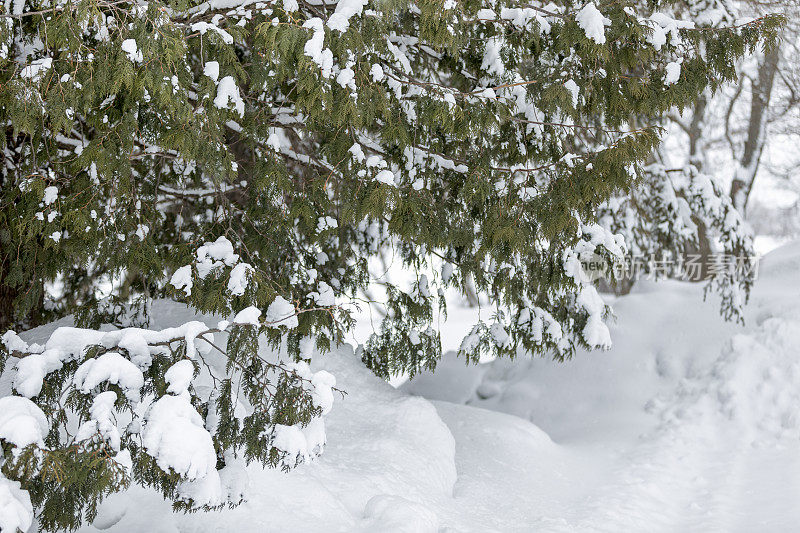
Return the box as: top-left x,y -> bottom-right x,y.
0,0 -> 782,529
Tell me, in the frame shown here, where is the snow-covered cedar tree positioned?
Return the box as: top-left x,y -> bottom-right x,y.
0,0 -> 782,529
594,0 -> 762,313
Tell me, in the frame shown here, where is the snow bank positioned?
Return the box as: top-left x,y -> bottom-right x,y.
25,243 -> 800,531
74,342 -> 457,532
362,494 -> 440,532
403,242 -> 800,530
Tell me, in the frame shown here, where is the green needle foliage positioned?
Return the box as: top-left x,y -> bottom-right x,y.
0,0 -> 782,529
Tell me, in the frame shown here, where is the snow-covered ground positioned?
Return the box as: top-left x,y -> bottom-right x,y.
37,242 -> 800,532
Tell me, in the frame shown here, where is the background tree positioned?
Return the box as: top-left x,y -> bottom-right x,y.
663,0 -> 800,228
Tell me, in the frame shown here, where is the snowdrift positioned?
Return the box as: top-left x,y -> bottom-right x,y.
8,242 -> 799,532
405,241 -> 800,531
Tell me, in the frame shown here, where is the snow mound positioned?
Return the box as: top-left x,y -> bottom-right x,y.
0,477 -> 34,533
265,295 -> 298,328
31,243 -> 800,531
142,394 -> 218,481
676,317 -> 800,440
76,391 -> 122,451
403,241 -> 800,530
648,242 -> 800,444
77,343 -> 458,532
400,350 -> 486,404
74,352 -> 144,400
576,3 -> 610,44
0,396 -> 48,448
361,494 -> 439,532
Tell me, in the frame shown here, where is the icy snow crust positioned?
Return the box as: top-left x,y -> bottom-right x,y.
4,242 -> 794,531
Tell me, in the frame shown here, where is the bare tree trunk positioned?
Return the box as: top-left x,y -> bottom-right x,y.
730,44 -> 781,213
685,95 -> 714,280
688,94 -> 707,169
463,273 -> 479,307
